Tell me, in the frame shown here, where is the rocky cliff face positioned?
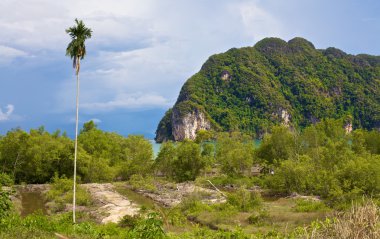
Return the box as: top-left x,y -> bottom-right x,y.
171,108 -> 211,141
279,109 -> 290,126
155,106 -> 212,142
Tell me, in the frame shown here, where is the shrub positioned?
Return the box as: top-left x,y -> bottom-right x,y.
0,173 -> 13,187
227,188 -> 262,212
0,191 -> 12,218
166,208 -> 187,226
179,195 -> 212,217
128,174 -> 157,192
46,174 -> 92,212
127,213 -> 167,239
247,209 -> 269,226
119,214 -> 140,228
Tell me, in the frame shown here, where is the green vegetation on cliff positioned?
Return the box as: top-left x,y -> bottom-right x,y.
156,37 -> 380,142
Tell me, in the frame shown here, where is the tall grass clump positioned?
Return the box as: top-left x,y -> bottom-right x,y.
303,199 -> 379,239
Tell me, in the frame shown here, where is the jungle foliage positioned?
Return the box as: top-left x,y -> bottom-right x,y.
0,121 -> 153,184
1,118 -> 380,237
257,119 -> 380,207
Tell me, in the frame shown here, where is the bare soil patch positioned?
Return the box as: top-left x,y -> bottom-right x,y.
82,183 -> 140,224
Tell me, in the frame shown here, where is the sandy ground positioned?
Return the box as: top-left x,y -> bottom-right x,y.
82,183 -> 140,224
11,182 -> 224,224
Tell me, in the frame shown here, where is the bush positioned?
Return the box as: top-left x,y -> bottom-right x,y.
227,188 -> 262,212
46,174 -> 92,212
128,174 -> 157,192
0,191 -> 12,218
0,173 -> 13,187
119,214 -> 140,228
127,213 -> 167,239
166,207 -> 188,226
247,209 -> 269,226
179,195 -> 212,217
172,140 -> 205,182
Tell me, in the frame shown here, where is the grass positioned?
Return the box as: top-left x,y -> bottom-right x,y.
5,178 -> 380,239
293,198 -> 330,213
255,198 -> 330,232
185,196 -> 331,234
0,212 -> 129,239
2,198 -> 378,239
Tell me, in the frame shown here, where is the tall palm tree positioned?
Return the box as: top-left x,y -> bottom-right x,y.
65,18 -> 92,223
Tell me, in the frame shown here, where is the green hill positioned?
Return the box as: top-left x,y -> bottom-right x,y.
155,37 -> 380,142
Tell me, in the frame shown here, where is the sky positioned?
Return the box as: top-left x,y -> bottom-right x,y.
0,0 -> 379,139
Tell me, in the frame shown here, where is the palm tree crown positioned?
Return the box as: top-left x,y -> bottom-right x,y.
66,19 -> 92,74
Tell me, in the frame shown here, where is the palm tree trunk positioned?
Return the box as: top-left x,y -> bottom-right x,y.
73,57 -> 80,224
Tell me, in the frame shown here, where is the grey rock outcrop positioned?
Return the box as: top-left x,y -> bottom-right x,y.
171,107 -> 211,141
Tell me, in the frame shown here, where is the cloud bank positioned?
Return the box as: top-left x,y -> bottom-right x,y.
81,92 -> 171,112
54,1 -> 282,113
1,0 -> 378,136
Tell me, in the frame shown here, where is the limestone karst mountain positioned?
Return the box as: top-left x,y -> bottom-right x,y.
156,37 -> 380,142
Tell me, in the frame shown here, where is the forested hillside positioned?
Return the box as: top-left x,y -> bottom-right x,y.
156,37 -> 380,142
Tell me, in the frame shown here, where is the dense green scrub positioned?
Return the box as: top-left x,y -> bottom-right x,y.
1,118 -> 380,206
0,198 -> 377,239
158,119 -> 380,207
0,121 -> 153,184
156,37 -> 380,141
0,118 -> 380,237
257,119 -> 380,208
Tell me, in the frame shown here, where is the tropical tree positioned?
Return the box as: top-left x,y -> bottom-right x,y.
65,18 -> 92,223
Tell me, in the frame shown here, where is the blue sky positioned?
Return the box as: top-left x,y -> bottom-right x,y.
0,0 -> 379,139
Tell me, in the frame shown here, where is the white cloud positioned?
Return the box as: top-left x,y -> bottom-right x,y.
0,104 -> 14,121
0,45 -> 28,64
235,1 -> 284,41
80,92 -> 171,112
0,45 -> 27,57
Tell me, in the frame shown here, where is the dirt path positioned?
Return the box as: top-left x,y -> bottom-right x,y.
82,183 -> 140,224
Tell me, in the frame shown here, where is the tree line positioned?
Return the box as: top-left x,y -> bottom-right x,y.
0,121 -> 153,184
1,118 -> 380,207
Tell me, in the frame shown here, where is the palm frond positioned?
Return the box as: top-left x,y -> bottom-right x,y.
65,18 -> 92,70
